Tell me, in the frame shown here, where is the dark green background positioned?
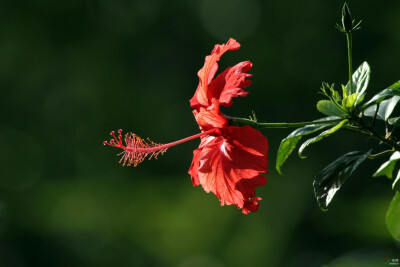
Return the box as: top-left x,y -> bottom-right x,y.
1,0 -> 400,266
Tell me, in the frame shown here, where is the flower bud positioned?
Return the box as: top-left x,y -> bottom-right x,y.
341,3 -> 353,32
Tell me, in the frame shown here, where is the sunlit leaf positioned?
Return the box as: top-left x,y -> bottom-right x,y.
342,93 -> 359,110
384,96 -> 400,120
345,61 -> 370,104
313,150 -> 372,211
389,80 -> 400,90
361,85 -> 400,110
276,117 -> 339,174
298,119 -> 348,158
373,151 -> 400,179
341,84 -> 348,99
356,93 -> 365,106
363,96 -> 400,121
332,90 -> 342,103
276,136 -> 301,175
317,100 -> 346,117
389,117 -> 400,126
393,170 -> 400,191
363,104 -> 383,120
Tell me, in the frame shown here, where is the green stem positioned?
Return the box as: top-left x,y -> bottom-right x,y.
228,117 -> 343,129
371,102 -> 380,128
346,32 -> 354,94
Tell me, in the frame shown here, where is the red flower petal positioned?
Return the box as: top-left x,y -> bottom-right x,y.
190,38 -> 241,109
208,61 -> 252,107
188,148 -> 201,186
189,125 -> 268,214
242,197 -> 262,214
193,99 -> 228,130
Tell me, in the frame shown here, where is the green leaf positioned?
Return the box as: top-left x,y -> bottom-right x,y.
363,96 -> 400,121
341,84 -> 348,99
386,191 -> 400,241
342,93 -> 359,110
389,80 -> 400,90
393,170 -> 400,191
361,87 -> 400,110
356,93 -> 365,106
298,119 -> 349,158
276,136 -> 302,175
345,62 -> 370,104
384,96 -> 400,120
276,117 -> 339,174
373,151 -> 400,179
389,117 -> 400,126
331,90 -> 342,103
313,150 -> 372,211
363,104 -> 382,120
317,100 -> 346,117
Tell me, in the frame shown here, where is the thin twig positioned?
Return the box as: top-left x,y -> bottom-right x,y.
368,148 -> 395,159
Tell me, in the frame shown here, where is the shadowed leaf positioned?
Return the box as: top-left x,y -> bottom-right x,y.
313,150 -> 372,211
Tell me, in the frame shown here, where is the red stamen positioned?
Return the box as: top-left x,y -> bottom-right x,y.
104,128 -> 218,167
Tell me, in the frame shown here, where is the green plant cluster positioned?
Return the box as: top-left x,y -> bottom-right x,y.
275,3 -> 400,241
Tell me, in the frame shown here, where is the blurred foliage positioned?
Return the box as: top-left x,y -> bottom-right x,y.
1,0 -> 400,266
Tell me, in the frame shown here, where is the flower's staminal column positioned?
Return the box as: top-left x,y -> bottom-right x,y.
103,129 -> 165,167
104,129 -> 218,167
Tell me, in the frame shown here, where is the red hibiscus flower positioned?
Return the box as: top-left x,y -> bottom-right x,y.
104,38 -> 268,214
188,38 -> 268,214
